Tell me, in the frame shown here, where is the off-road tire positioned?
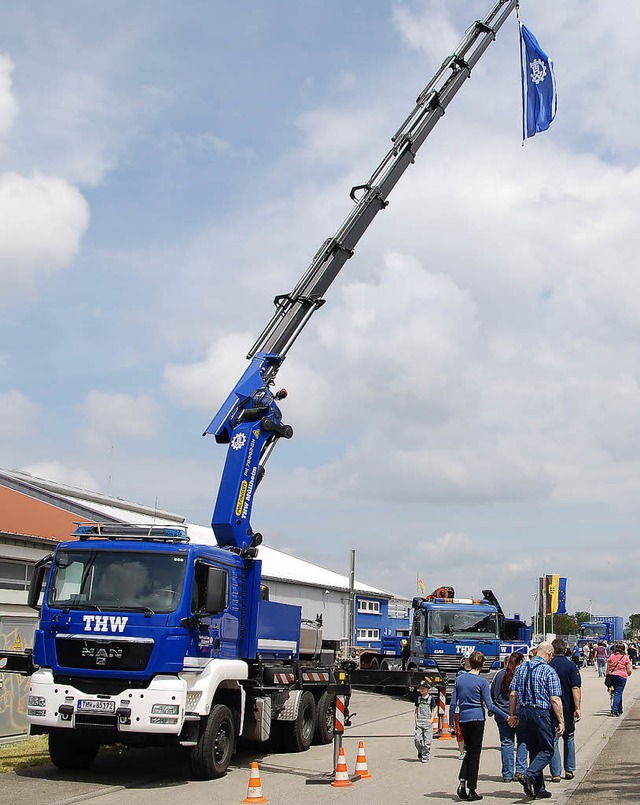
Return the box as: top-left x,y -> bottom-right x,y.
313,691 -> 334,745
48,730 -> 100,771
281,690 -> 315,752
189,703 -> 235,780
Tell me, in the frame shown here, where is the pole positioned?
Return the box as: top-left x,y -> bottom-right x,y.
542,576 -> 547,641
348,550 -> 356,656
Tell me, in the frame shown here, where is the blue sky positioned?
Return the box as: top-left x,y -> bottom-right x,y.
2,1 -> 640,623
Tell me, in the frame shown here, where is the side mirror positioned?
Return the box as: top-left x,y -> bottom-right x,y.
28,554 -> 52,611
204,567 -> 227,615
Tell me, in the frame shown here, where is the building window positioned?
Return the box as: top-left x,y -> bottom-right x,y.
357,599 -> 380,614
0,560 -> 34,591
356,628 -> 380,641
388,602 -> 410,619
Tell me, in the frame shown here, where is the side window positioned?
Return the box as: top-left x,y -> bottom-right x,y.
192,563 -> 206,613
413,612 -> 423,636
191,563 -> 229,614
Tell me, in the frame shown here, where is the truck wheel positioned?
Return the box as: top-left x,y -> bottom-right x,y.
49,730 -> 100,771
189,703 -> 235,780
281,690 -> 316,752
313,692 -> 334,745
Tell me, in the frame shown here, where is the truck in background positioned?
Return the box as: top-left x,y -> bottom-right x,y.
578,616 -> 624,647
359,586 -> 502,687
484,590 -> 532,662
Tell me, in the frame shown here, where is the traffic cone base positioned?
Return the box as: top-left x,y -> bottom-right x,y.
354,740 -> 372,779
331,746 -> 353,787
432,709 -> 440,735
242,761 -> 268,803
438,710 -> 453,741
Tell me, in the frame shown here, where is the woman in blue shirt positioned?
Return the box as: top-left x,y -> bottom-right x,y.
449,651 -> 503,801
490,651 -> 527,782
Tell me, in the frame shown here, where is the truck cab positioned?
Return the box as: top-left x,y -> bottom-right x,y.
409,596 -> 501,686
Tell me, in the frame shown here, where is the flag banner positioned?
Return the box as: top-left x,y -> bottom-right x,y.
520,23 -> 557,139
417,575 -> 425,596
545,574 -> 567,615
557,577 -> 567,615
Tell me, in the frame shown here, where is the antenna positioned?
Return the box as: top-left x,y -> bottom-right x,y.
107,444 -> 114,494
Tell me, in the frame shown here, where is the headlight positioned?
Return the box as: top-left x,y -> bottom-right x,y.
28,695 -> 47,708
151,703 -> 180,715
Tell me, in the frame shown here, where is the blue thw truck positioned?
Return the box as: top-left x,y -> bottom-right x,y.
360,587 -> 504,687
0,0 -> 518,779
578,616 -> 624,647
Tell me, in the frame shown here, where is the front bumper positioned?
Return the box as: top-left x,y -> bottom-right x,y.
27,669 -> 188,734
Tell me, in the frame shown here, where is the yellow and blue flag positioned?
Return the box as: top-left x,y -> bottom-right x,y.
545,574 -> 567,615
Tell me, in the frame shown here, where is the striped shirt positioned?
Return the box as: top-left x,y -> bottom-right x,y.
510,656 -> 561,709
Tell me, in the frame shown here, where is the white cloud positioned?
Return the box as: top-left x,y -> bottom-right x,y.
0,54 -> 18,140
163,331 -> 332,433
80,391 -> 159,447
0,390 -> 37,438
392,2 -> 459,59
0,171 -> 89,293
164,332 -> 255,412
20,460 -> 99,493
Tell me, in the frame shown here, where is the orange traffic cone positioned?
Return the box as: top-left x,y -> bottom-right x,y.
330,745 -> 353,787
354,741 -> 372,779
432,708 -> 440,735
438,708 -> 453,741
241,761 -> 268,803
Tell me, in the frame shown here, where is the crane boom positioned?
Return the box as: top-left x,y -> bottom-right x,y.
205,0 -> 517,555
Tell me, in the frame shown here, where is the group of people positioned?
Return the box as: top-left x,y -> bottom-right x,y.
414,636 -> 633,801
574,639 -> 639,674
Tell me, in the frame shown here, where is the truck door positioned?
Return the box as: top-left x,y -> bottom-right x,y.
189,561 -> 240,659
412,610 -> 426,657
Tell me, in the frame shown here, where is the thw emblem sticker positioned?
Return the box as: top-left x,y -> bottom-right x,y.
82,615 -> 129,633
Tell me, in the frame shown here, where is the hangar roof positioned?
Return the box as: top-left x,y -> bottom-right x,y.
0,469 -> 391,597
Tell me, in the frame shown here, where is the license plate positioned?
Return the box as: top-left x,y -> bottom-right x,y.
77,699 -> 116,713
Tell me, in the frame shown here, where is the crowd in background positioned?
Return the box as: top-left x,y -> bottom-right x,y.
442,635 -> 637,801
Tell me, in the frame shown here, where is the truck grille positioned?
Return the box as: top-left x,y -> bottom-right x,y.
56,637 -> 153,672
434,655 -> 497,676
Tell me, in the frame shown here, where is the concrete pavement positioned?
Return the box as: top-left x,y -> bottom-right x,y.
0,663 -> 635,804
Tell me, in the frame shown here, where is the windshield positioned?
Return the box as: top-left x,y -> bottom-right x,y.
48,549 -> 187,613
582,625 -> 605,638
427,609 -> 498,639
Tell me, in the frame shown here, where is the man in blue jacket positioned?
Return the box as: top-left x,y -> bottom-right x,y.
549,638 -> 581,782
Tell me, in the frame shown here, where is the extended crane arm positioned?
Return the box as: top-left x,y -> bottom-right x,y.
205,0 -> 517,554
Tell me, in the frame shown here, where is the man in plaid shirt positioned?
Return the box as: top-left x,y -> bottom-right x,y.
508,641 -> 564,800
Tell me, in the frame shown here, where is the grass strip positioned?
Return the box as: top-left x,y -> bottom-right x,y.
0,734 -> 49,774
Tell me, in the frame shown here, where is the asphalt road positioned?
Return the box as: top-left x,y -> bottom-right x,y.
1,665 -> 636,805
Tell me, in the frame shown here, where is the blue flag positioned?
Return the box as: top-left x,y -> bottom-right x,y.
557,577 -> 567,615
520,23 -> 557,139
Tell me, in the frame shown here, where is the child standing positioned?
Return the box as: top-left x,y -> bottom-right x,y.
415,680 -> 437,763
